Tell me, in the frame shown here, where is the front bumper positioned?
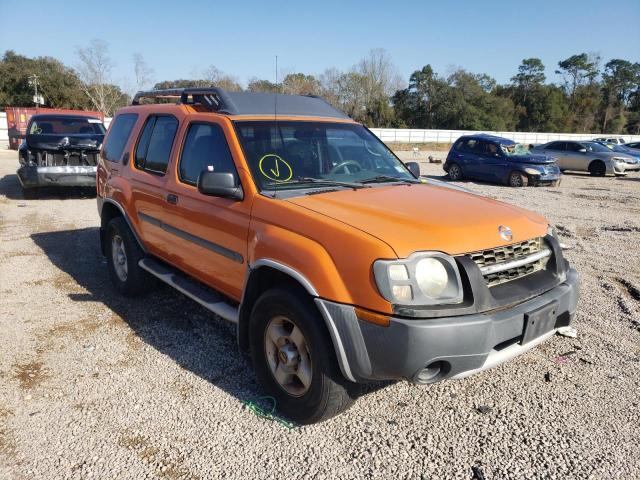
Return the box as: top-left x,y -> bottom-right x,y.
531,173 -> 561,185
17,165 -> 97,188
317,267 -> 579,384
611,163 -> 627,175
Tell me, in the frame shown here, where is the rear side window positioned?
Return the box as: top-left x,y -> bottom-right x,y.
103,113 -> 138,163
565,142 -> 583,152
135,115 -> 178,175
546,142 -> 564,151
179,123 -> 237,185
459,139 -> 478,152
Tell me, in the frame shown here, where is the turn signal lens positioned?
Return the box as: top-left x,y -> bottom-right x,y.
355,307 -> 390,327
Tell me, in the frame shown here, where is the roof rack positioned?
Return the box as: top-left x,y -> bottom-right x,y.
131,87 -> 235,113
130,88 -> 350,119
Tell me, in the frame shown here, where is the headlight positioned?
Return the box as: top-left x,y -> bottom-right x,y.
612,157 -> 627,163
373,252 -> 464,305
524,167 -> 543,175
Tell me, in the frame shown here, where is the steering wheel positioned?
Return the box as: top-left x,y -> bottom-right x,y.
329,160 -> 362,175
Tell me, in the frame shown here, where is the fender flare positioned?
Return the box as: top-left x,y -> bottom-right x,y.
99,197 -> 147,254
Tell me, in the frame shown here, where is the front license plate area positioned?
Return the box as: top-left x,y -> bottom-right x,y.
521,301 -> 558,345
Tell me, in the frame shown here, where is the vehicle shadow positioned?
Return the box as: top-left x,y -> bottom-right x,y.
31,227 -> 262,404
0,173 -> 96,200
30,227 -> 385,422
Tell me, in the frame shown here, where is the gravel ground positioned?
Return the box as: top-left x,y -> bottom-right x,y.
1,148 -> 639,480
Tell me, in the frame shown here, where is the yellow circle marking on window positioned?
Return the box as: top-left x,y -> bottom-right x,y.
258,154 -> 293,182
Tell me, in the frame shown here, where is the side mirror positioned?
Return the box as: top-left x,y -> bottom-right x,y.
405,161 -> 421,178
197,171 -> 243,200
579,148 -> 587,153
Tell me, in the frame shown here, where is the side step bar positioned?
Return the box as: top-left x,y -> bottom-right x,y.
139,257 -> 239,324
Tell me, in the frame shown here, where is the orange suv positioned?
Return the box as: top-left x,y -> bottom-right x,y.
97,88 -> 580,423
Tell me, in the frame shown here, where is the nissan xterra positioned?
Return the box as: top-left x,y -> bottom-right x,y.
97,88 -> 580,424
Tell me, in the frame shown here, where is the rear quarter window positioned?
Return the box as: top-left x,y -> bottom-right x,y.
103,113 -> 138,163
134,115 -> 178,175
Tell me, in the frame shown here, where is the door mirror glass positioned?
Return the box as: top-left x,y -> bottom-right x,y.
405,161 -> 421,178
197,171 -> 243,200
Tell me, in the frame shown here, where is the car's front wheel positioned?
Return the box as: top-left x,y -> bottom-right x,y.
588,160 -> 606,177
249,287 -> 353,424
508,171 -> 529,187
106,217 -> 157,296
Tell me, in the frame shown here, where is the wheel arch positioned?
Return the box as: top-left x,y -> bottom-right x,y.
99,198 -> 146,256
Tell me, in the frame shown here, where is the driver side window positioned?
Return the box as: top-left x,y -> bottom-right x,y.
179,122 -> 237,186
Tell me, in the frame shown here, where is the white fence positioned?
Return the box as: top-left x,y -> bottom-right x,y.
369,128 -> 640,145
1,112 -> 638,148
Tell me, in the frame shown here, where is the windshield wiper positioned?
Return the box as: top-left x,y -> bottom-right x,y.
266,177 -> 367,190
359,175 -> 420,184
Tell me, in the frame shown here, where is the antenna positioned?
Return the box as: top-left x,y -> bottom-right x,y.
274,55 -> 278,121
273,55 -> 279,196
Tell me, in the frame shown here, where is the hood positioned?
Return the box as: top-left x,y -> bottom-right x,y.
26,133 -> 103,151
287,184 -> 548,257
506,154 -> 555,165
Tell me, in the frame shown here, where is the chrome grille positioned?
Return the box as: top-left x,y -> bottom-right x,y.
468,238 -> 548,287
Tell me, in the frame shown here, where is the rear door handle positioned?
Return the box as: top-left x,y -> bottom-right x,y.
166,194 -> 178,205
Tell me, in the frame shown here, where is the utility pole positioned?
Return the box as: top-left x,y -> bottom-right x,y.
28,74 -> 43,106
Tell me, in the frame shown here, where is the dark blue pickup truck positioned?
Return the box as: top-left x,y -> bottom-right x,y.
444,134 -> 561,187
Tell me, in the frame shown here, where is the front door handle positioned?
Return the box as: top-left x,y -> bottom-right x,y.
166,194 -> 178,205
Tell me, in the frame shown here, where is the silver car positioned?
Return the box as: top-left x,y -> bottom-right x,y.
533,141 -> 632,176
593,137 -> 626,145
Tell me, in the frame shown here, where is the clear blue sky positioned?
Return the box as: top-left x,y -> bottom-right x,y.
1,0 -> 639,88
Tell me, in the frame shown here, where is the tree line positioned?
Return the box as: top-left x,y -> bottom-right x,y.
1,42 -> 638,134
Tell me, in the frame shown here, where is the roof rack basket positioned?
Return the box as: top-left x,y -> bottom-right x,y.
131,87 -> 235,113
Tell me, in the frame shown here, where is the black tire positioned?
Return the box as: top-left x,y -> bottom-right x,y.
589,160 -> 606,177
249,287 -> 353,424
105,217 -> 157,296
448,163 -> 463,181
508,171 -> 529,187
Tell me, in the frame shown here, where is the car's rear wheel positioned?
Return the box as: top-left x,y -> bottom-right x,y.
589,160 -> 606,177
249,287 -> 353,424
106,217 -> 157,296
448,163 -> 463,181
508,171 -> 528,187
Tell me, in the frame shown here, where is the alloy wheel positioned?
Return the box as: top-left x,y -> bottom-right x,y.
264,315 -> 313,397
111,234 -> 128,282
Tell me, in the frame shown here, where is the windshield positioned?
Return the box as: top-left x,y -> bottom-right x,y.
582,142 -> 612,153
500,143 -> 531,156
29,116 -> 105,135
234,121 -> 414,190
